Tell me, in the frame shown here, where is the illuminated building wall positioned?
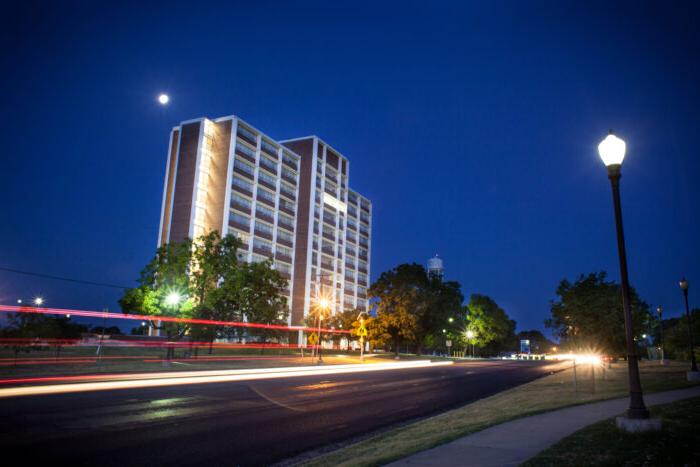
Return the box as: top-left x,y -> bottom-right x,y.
158,116 -> 371,331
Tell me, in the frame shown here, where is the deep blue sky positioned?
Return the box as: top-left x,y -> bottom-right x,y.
1,1 -> 699,334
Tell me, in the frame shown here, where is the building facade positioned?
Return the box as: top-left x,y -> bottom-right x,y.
158,115 -> 371,336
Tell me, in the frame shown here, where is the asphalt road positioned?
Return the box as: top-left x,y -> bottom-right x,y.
0,359 -> 559,466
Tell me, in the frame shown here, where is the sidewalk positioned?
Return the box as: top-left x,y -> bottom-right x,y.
389,385 -> 700,467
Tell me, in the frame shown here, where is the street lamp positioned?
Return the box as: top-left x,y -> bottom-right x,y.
317,297 -> 330,363
34,297 -> 43,306
679,278 -> 698,376
657,306 -> 665,365
466,330 -> 475,358
165,292 -> 182,307
599,131 -> 650,420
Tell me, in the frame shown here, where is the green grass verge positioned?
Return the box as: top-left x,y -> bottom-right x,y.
523,396 -> 700,466
300,360 -> 700,467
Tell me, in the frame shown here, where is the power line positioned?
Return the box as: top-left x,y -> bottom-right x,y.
0,266 -> 131,290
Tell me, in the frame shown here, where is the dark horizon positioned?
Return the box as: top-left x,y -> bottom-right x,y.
1,1 -> 699,335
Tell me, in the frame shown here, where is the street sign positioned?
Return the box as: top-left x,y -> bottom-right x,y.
446,340 -> 452,347
308,333 -> 319,345
357,324 -> 368,337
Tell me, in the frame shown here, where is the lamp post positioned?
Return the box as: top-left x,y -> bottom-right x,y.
599,131 -> 649,420
317,297 -> 330,363
679,279 -> 698,375
657,306 -> 666,365
466,330 -> 475,358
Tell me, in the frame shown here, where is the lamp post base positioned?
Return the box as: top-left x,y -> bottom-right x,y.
616,416 -> 662,433
687,371 -> 700,382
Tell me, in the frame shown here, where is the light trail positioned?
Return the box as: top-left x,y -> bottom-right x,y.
0,361 -> 454,398
0,304 -> 351,334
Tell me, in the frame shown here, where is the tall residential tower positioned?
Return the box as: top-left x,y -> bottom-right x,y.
158,115 -> 371,338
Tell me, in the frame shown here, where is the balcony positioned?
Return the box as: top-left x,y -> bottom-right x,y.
232,183 -> 253,198
252,245 -> 273,258
255,210 -> 274,224
282,156 -> 297,171
259,157 -> 278,175
281,171 -> 297,185
229,219 -> 250,232
234,165 -> 254,180
279,188 -> 296,202
275,252 -> 292,264
279,204 -> 294,217
257,196 -> 275,209
278,219 -> 295,232
237,130 -> 257,147
254,228 -> 273,241
321,246 -> 334,256
277,236 -> 293,248
258,177 -> 276,191
322,231 -> 335,242
231,200 -> 251,215
235,147 -> 256,165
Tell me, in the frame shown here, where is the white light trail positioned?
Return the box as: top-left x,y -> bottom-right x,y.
0,361 -> 453,398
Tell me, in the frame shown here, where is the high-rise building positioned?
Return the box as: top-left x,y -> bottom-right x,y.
158,115 -> 371,340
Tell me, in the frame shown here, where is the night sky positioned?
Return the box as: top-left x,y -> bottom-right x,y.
1,1 -> 698,334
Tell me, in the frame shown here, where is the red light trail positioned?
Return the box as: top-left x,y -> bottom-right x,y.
0,304 -> 350,334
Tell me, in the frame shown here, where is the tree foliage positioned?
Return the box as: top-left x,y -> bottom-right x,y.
465,294 -> 516,355
119,231 -> 290,349
545,272 -> 650,355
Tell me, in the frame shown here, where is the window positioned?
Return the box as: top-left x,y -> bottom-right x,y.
348,191 -> 358,204
231,229 -> 250,246
359,247 -> 368,257
252,253 -> 268,263
358,272 -> 368,284
261,139 -> 278,156
276,245 -> 292,259
255,221 -> 273,236
278,212 -> 294,230
280,182 -> 295,199
233,176 -> 253,192
277,229 -> 293,244
260,155 -> 277,173
237,126 -> 257,142
279,197 -> 295,213
282,151 -> 297,169
275,261 -> 292,275
231,193 -> 252,211
253,237 -> 272,255
258,170 -> 276,186
282,167 -> 297,183
256,203 -> 274,219
257,187 -> 275,204
236,141 -> 256,158
230,212 -> 250,228
236,159 -> 255,176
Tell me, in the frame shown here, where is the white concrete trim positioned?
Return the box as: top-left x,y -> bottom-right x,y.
157,129 -> 176,247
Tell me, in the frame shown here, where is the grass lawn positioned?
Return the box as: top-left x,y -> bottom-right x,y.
523,396 -> 700,466
301,360 -> 700,467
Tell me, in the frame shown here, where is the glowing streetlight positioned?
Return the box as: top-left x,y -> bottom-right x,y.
34,297 -> 43,306
165,292 -> 182,307
448,317 -> 454,323
316,295 -> 331,364
16,299 -> 22,304
466,330 -> 476,358
599,131 -> 649,422
157,93 -> 170,105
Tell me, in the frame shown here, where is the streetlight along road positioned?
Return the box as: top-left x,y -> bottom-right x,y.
679,278 -> 699,380
598,131 -> 659,432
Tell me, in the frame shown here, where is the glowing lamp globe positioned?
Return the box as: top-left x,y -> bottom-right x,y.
165,292 -> 182,306
318,297 -> 330,309
598,132 -> 626,167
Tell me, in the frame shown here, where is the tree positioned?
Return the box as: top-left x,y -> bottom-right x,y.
369,264 -> 422,356
416,276 -> 464,354
662,309 -> 700,361
237,259 -> 289,351
119,238 -> 194,345
466,294 -> 516,356
545,272 -> 650,355
119,232 -> 289,356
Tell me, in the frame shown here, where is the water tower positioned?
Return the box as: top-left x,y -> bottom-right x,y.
427,254 -> 444,279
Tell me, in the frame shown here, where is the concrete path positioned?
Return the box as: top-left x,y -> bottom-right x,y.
389,385 -> 700,467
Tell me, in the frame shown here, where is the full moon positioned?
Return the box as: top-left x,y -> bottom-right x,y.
158,93 -> 170,105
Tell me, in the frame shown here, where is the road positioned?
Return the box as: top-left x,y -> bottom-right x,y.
0,359 -> 559,465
